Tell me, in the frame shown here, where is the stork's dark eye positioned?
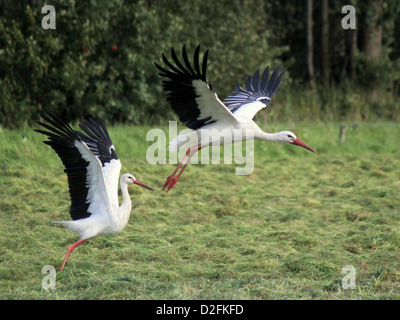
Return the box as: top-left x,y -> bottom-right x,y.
287,135 -> 293,138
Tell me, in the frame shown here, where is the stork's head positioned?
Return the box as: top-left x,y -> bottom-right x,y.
277,131 -> 316,153
122,173 -> 154,191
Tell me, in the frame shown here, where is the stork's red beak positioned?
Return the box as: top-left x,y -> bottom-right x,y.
134,180 -> 154,191
292,138 -> 316,153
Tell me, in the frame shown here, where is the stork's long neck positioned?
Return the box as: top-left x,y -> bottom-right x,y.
244,120 -> 282,143
255,131 -> 282,143
119,179 -> 132,219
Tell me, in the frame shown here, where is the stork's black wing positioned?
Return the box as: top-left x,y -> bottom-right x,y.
35,114 -> 119,221
155,44 -> 238,130
223,64 -> 286,119
77,118 -> 119,166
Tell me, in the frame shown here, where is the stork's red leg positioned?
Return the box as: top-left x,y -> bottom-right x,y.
59,239 -> 87,271
165,145 -> 202,192
162,149 -> 190,190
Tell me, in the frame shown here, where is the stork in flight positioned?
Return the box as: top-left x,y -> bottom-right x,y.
155,44 -> 316,192
35,114 -> 153,271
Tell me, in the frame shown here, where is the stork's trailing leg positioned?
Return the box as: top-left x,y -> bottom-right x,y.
163,145 -> 202,192
162,148 -> 190,190
60,239 -> 87,271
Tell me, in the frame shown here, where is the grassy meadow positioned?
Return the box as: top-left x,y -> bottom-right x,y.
0,121 -> 400,299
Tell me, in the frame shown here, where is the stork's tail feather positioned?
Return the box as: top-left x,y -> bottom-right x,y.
52,220 -> 80,233
52,221 -> 72,228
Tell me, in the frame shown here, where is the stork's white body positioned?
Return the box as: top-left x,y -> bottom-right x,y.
52,143 -> 132,240
170,117 -> 282,152
169,80 -> 288,152
53,163 -> 132,240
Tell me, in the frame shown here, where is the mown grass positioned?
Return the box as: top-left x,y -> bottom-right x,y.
0,121 -> 400,299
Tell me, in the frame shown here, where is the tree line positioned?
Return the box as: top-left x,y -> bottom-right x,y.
0,0 -> 399,128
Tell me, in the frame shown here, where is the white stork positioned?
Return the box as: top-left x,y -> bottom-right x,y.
35,114 -> 153,271
155,44 -> 316,192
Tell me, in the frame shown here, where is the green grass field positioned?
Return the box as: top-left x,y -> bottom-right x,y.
0,121 -> 400,299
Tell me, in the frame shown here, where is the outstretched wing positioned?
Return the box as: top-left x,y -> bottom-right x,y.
223,64 -> 286,119
35,114 -> 120,220
155,44 -> 238,130
77,118 -> 121,208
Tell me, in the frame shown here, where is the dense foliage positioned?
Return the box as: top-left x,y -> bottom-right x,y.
0,0 -> 399,128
